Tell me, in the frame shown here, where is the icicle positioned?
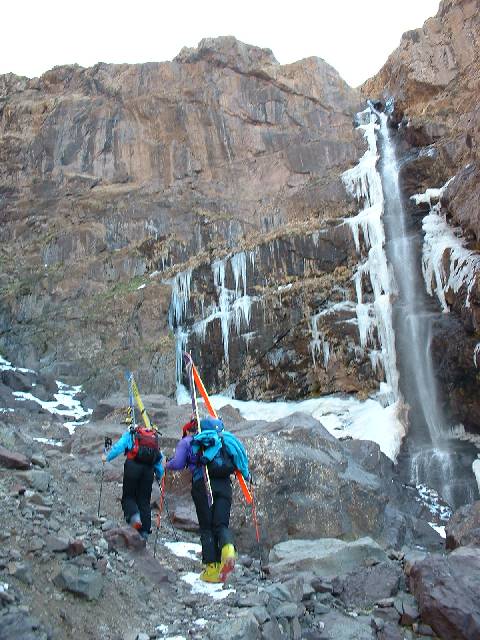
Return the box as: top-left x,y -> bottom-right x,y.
242,332 -> 256,350
369,350 -> 383,374
474,343 -> 480,369
309,314 -> 330,369
175,328 -> 189,385
212,258 -> 227,288
169,269 -> 192,326
231,252 -> 247,297
356,303 -> 376,348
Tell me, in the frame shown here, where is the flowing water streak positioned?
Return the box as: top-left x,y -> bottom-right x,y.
380,113 -> 446,442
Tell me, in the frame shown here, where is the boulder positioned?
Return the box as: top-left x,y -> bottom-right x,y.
210,611 -> 260,640
445,500 -> 480,549
332,561 -> 403,609
53,564 -> 104,601
409,547 -> 480,639
268,537 -> 388,579
22,470 -> 50,492
0,369 -> 35,392
233,414 -> 430,552
0,445 -> 31,470
317,610 -> 375,639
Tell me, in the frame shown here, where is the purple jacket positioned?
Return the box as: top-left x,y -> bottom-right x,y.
166,435 -> 199,476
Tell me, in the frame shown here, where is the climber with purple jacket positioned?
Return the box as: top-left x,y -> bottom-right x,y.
166,416 -> 236,583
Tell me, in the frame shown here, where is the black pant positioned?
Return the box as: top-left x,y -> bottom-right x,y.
191,475 -> 234,564
122,459 -> 154,533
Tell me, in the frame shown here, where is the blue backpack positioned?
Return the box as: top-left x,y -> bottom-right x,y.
192,417 -> 250,481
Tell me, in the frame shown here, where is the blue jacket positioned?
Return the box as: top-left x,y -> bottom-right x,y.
191,430 -> 250,481
106,430 -> 164,480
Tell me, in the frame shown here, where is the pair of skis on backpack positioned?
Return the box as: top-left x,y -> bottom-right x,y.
182,351 -> 252,505
125,357 -> 252,505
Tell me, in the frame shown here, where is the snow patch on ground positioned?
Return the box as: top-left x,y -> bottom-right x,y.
0,355 -> 34,374
428,523 -> 446,538
1,353 -> 91,433
416,484 -> 452,522
180,572 -> 234,600
164,542 -> 201,562
33,437 -> 63,447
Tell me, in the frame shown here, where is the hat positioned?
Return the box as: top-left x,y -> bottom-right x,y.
200,416 -> 224,433
182,418 -> 197,437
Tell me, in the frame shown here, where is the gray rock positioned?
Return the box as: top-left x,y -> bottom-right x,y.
313,602 -> 330,615
101,520 -> 116,532
45,536 -> 70,553
268,537 -> 388,579
237,591 -> 269,607
332,561 -> 402,609
8,561 -> 33,585
393,593 -> 419,625
53,564 -> 104,601
268,602 -> 303,619
0,610 -> 48,640
260,617 -> 284,640
28,537 -> 45,552
30,453 -> 47,468
210,611 -> 259,640
250,606 -> 270,624
320,610 -> 375,639
263,576 -> 304,603
23,470 -> 50,492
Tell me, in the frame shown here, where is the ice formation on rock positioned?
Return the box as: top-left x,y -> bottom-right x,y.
411,181 -> 480,312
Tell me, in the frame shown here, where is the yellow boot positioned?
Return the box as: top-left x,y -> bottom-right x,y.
219,543 -> 236,582
199,562 -> 222,583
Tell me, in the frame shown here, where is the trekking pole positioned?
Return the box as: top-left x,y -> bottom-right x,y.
153,474 -> 166,558
97,437 -> 112,517
249,477 -> 265,578
162,487 -> 179,543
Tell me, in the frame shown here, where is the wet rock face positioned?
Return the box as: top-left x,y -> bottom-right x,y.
0,37 -> 362,397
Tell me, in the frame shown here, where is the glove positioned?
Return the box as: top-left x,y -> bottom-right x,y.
101,453 -> 107,463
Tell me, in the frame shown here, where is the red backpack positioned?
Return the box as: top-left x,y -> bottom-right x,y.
127,427 -> 160,465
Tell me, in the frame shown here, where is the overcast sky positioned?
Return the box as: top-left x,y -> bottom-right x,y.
2,0 -> 440,87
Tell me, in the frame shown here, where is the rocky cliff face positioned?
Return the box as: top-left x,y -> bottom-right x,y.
0,36 -> 363,399
363,0 -> 480,432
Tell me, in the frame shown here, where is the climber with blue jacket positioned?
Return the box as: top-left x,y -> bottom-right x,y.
102,425 -> 163,540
